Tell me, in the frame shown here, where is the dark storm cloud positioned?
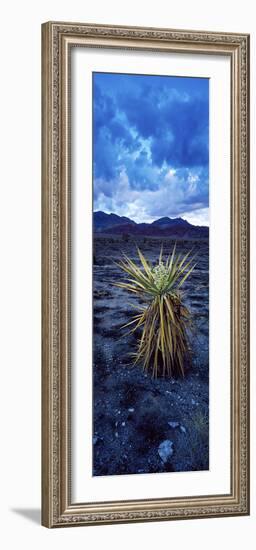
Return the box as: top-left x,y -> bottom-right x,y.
93,72 -> 209,223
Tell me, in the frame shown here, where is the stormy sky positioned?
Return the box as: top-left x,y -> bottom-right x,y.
93,72 -> 209,226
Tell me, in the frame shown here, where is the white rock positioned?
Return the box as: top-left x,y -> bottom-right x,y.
168,421 -> 179,429
158,440 -> 174,463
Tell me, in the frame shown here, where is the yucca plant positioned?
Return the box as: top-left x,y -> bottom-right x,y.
115,245 -> 196,378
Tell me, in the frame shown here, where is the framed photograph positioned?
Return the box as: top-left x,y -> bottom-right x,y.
42,21 -> 250,527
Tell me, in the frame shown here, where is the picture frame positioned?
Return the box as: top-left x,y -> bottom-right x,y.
41,21 -> 250,527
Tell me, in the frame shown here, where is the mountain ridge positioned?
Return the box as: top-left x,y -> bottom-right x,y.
94,211 -> 209,239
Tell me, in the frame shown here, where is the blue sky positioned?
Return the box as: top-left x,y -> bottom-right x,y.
93,72 -> 209,225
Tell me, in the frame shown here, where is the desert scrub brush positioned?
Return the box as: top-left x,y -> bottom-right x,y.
115,245 -> 196,378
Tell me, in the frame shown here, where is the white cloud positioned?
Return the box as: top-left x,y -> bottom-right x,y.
94,167 -> 209,226
181,208 -> 209,227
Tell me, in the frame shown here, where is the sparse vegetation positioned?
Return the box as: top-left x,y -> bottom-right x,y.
115,245 -> 196,378
176,411 -> 209,470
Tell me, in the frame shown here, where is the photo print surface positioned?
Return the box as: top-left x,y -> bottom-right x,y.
92,72 -> 209,476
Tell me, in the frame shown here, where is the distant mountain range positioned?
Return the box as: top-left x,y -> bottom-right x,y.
94,211 -> 209,239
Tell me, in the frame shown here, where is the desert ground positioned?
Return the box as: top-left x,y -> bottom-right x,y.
93,236 -> 209,476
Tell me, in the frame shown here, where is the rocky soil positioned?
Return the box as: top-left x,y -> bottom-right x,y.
93,236 -> 209,476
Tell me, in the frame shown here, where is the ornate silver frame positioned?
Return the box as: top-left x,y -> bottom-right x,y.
42,21 -> 250,527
